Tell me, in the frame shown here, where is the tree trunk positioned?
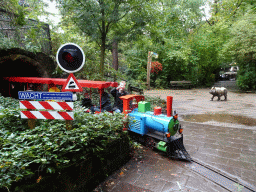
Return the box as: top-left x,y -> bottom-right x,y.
112,40 -> 118,70
100,0 -> 106,77
100,37 -> 106,77
214,0 -> 218,15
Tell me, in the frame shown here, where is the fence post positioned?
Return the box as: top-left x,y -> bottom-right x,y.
66,120 -> 73,130
28,119 -> 36,129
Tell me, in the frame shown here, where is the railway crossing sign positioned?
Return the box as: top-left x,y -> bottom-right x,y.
61,73 -> 83,92
56,43 -> 84,93
56,43 -> 85,73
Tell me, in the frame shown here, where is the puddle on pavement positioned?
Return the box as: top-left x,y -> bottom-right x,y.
243,104 -> 254,107
181,113 -> 256,126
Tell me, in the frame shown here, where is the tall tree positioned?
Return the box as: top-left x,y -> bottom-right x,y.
57,0 -> 155,77
123,0 -> 208,87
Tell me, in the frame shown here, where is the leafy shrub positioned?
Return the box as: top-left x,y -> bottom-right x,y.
237,70 -> 256,91
0,97 -> 127,190
144,95 -> 166,111
0,95 -> 19,109
0,93 -> 167,189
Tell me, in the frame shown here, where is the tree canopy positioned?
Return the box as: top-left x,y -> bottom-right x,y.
56,0 -> 156,77
1,0 -> 256,90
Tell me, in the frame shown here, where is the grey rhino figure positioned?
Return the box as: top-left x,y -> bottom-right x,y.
209,87 -> 227,101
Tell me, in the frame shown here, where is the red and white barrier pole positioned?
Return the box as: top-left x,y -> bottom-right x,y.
167,96 -> 173,117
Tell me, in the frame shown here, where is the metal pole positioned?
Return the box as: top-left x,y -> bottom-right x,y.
99,89 -> 102,112
9,82 -> 11,97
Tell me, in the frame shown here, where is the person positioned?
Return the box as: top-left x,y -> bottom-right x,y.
91,89 -> 112,113
81,93 -> 94,112
111,81 -> 128,113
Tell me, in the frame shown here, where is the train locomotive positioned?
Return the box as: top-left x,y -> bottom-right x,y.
120,94 -> 191,161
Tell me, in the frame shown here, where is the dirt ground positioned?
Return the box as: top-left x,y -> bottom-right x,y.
144,88 -> 256,130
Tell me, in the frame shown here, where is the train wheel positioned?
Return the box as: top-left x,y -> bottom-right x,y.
145,137 -> 155,149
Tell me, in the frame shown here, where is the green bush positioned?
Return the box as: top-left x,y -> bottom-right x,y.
237,70 -> 256,91
0,97 -> 127,190
0,92 -> 169,190
144,95 -> 166,111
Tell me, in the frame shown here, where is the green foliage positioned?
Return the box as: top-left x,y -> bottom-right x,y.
236,69 -> 256,91
122,0 -> 209,89
144,95 -> 166,111
0,33 -> 20,50
218,2 -> 256,90
0,0 -> 55,55
14,7 -> 26,26
1,0 -> 255,91
56,0 -> 157,76
122,0 -> 255,90
0,96 -> 127,189
0,95 -> 19,109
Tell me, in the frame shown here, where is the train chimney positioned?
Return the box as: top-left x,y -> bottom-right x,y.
167,96 -> 173,117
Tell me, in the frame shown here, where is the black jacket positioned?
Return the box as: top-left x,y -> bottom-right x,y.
110,88 -> 128,112
99,92 -> 112,111
82,92 -> 112,112
81,98 -> 93,108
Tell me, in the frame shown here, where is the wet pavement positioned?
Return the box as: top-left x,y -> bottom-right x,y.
93,88 -> 256,192
182,121 -> 256,191
145,89 -> 256,130
182,113 -> 256,127
94,145 -> 232,192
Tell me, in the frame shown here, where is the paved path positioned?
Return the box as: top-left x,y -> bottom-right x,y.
182,121 -> 256,190
94,144 -> 230,192
93,88 -> 256,192
145,89 -> 256,123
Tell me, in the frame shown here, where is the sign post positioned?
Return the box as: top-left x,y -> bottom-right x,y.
147,51 -> 152,90
147,51 -> 158,90
56,43 -> 85,128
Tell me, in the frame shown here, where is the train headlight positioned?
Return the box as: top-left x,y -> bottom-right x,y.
178,126 -> 183,134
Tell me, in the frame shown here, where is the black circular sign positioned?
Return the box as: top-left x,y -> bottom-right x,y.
56,43 -> 85,73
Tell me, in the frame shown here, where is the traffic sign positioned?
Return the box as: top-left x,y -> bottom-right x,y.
56,43 -> 85,73
61,73 -> 83,92
18,91 -> 73,100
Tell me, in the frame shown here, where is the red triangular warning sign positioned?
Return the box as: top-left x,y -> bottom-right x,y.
61,73 -> 83,92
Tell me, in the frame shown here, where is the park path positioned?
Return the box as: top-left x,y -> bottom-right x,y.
93,88 -> 256,192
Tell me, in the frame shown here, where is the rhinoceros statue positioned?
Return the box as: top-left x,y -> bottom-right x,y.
209,87 -> 227,101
